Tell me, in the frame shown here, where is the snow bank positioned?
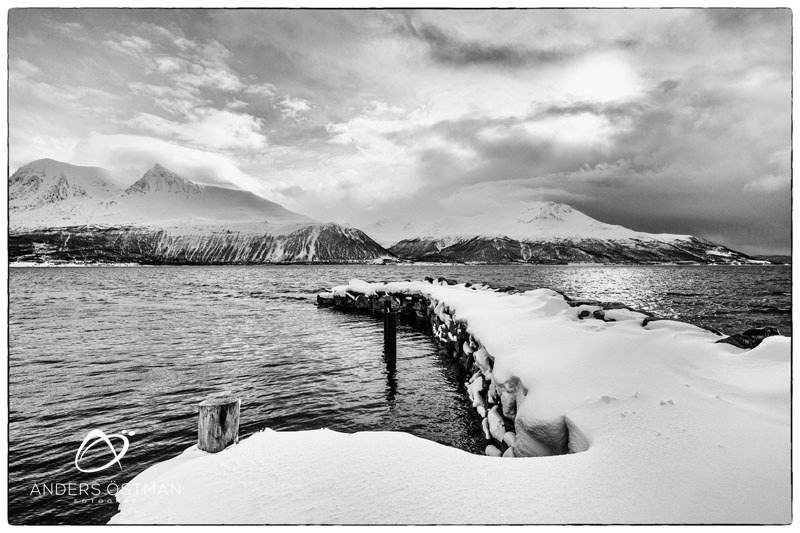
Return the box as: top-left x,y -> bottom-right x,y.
110,280 -> 790,524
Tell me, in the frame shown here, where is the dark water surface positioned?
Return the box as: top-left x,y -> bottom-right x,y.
8,264 -> 791,524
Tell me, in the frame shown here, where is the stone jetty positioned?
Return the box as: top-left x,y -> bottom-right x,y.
317,277 -> 782,459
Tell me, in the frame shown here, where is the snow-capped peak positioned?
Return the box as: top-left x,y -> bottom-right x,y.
517,202 -> 577,224
10,159 -> 315,229
9,158 -> 122,211
125,164 -> 202,196
366,201 -> 691,246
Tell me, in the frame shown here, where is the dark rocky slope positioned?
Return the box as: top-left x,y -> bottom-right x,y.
9,223 -> 390,264
389,235 -> 762,265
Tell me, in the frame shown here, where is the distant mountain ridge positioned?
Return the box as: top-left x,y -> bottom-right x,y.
9,158 -> 771,265
9,159 -> 390,264
371,202 -> 767,265
366,202 -> 689,245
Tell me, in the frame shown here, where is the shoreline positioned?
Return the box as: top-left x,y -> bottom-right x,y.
8,260 -> 790,267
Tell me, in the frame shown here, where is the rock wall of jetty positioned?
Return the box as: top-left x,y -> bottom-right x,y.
318,278 -> 782,458
318,278 -> 592,458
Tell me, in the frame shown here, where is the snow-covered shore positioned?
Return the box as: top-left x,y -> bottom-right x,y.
109,280 -> 790,524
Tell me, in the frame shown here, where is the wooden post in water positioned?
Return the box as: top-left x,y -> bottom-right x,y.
384,300 -> 397,367
198,391 -> 241,453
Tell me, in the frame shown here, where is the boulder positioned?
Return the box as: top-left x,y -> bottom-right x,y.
333,294 -> 354,308
487,406 -> 507,442
485,444 -> 502,457
474,347 -> 493,372
481,418 -> 491,440
502,447 -> 515,458
487,379 -> 499,404
466,376 -> 485,406
354,294 -> 371,311
316,293 -> 334,307
498,377 -> 525,419
716,326 -> 781,349
374,294 -> 401,312
513,415 -> 569,457
565,417 -> 590,453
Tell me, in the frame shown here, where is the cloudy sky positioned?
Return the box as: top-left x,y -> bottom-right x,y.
8,8 -> 791,254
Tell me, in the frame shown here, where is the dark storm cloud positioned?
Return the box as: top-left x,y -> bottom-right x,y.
394,11 -> 644,69
704,7 -> 791,31
656,79 -> 680,93
397,12 -> 564,67
537,101 -> 646,123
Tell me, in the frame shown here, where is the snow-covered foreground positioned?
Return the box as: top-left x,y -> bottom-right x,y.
110,281 -> 790,524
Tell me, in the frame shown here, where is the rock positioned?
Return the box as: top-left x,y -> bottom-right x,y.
592,309 -> 605,320
578,310 -> 591,319
354,294 -> 371,310
487,406 -> 507,442
316,293 -> 334,307
513,415 -> 569,457
437,277 -> 458,285
424,276 -> 434,283
466,376 -> 485,405
502,447 -> 515,458
481,418 -> 491,440
485,444 -> 502,457
375,294 -> 401,312
502,431 -> 516,448
565,417 -> 589,453
474,346 -> 493,372
601,301 -> 627,310
487,379 -> 499,404
477,405 -> 487,418
716,326 -> 781,349
333,294 -> 353,308
498,377 -> 524,419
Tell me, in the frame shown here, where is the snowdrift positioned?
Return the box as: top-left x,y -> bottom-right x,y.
110,280 -> 790,524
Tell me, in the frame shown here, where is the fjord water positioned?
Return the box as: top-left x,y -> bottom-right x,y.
8,264 -> 791,524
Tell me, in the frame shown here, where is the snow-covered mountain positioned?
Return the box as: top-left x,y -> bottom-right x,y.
10,159 -> 123,212
9,160 -> 390,264
367,202 -> 687,245
11,161 -> 313,228
375,202 -> 764,265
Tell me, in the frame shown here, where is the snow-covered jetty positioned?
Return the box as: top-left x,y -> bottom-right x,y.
109,279 -> 790,524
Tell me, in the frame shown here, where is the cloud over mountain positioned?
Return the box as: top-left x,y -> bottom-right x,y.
8,8 -> 791,254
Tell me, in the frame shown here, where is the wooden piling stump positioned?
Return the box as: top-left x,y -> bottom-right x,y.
384,301 -> 397,367
198,391 -> 241,453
